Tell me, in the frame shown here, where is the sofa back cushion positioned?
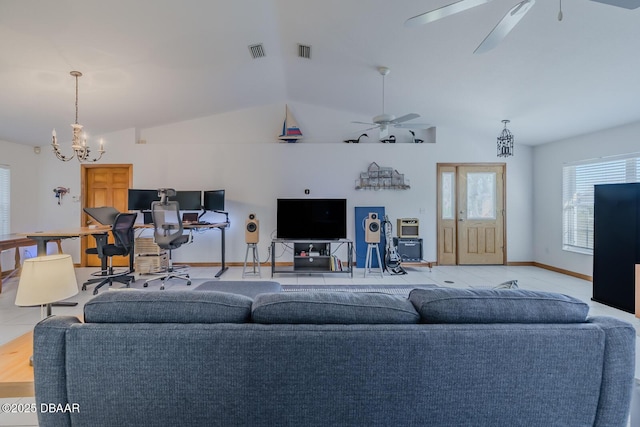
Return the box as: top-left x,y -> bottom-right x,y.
252,292 -> 420,324
409,287 -> 589,324
84,290 -> 252,323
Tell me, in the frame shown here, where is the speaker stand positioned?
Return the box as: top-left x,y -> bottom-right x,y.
364,243 -> 383,278
243,243 -> 261,278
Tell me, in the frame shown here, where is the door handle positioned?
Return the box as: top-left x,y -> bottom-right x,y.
458,219 -> 464,222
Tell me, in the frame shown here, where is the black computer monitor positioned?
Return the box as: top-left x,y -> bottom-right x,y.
127,189 -> 160,211
203,190 -> 225,211
174,190 -> 202,211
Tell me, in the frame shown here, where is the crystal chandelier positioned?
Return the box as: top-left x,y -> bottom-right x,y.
497,119 -> 514,157
51,71 -> 105,162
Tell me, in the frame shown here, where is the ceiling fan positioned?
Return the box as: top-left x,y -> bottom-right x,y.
404,0 -> 640,54
352,66 -> 430,138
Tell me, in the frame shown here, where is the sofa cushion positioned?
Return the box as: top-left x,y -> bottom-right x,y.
194,280 -> 282,298
84,290 -> 252,323
409,287 -> 589,324
252,292 -> 420,324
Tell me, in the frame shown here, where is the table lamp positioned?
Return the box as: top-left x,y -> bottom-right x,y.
15,254 -> 79,316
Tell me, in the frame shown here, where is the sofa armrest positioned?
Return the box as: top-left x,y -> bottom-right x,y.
588,316 -> 636,427
34,315 -> 81,427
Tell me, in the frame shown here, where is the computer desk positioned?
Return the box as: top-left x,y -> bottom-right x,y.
136,221 -> 230,278
19,227 -> 110,257
19,222 -> 231,278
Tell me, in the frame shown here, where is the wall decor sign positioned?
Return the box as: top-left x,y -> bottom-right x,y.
355,162 -> 410,190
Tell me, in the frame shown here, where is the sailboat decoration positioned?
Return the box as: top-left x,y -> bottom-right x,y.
278,104 -> 303,143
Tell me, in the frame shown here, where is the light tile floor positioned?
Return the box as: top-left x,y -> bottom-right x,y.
0,264 -> 638,426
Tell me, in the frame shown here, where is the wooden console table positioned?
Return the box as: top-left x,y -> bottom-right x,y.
0,331 -> 34,397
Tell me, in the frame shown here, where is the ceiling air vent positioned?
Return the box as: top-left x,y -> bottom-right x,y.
248,44 -> 266,59
297,44 -> 311,59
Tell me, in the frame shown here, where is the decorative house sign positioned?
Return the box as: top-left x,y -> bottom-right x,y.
355,162 -> 410,190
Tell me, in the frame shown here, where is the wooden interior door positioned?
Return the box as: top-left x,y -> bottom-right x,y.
437,163 -> 506,265
81,165 -> 133,267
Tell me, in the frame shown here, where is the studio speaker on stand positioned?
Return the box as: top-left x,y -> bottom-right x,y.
245,213 -> 259,244
243,214 -> 261,277
364,213 -> 383,277
365,213 -> 381,244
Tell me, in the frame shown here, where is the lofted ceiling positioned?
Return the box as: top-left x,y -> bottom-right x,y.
0,0 -> 639,147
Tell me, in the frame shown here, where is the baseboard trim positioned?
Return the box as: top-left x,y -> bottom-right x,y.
506,261 -> 535,267
532,262 -> 592,282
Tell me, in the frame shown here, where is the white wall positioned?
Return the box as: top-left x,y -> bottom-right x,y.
4,102 -> 534,266
533,120 -> 640,277
0,140 -> 42,267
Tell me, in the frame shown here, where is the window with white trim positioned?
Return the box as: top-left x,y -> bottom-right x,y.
562,155 -> 639,255
0,165 -> 9,235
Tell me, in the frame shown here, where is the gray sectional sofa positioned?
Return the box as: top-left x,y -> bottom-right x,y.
34,287 -> 635,426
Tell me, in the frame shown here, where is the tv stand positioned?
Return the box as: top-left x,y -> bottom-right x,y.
271,239 -> 353,278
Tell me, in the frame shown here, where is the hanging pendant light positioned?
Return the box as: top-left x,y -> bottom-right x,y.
51,71 -> 105,163
497,119 -> 514,157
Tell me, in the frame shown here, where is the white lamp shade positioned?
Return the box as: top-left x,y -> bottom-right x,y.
15,254 -> 79,306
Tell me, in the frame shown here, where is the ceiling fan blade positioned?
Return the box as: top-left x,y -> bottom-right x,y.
394,123 -> 432,129
351,121 -> 377,125
474,0 -> 535,54
392,113 -> 421,124
588,0 -> 640,9
405,0 -> 493,27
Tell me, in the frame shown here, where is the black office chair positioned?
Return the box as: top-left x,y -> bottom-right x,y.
144,198 -> 191,289
82,213 -> 137,295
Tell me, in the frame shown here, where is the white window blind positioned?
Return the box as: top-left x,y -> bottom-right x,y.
562,155 -> 639,255
0,165 -> 9,235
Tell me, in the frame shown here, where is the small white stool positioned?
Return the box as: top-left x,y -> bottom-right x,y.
243,243 -> 261,278
364,243 -> 383,278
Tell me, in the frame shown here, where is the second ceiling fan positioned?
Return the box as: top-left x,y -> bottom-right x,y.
405,0 -> 640,54
352,66 -> 430,139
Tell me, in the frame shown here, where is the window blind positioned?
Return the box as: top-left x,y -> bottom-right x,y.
0,165 -> 9,235
562,155 -> 639,255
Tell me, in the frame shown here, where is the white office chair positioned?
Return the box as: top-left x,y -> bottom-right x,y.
144,197 -> 191,289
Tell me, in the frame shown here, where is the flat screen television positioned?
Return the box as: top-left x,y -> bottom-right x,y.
174,190 -> 202,210
127,189 -> 160,211
277,198 -> 347,240
204,190 -> 225,211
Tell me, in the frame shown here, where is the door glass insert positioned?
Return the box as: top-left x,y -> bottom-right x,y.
467,172 -> 496,219
441,172 -> 455,219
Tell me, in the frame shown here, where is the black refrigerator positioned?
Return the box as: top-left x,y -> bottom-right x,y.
592,183 -> 640,313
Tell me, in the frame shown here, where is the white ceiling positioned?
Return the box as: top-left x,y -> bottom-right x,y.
1,0 -> 639,147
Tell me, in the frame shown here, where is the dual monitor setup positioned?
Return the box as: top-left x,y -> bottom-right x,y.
128,189 -> 225,224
